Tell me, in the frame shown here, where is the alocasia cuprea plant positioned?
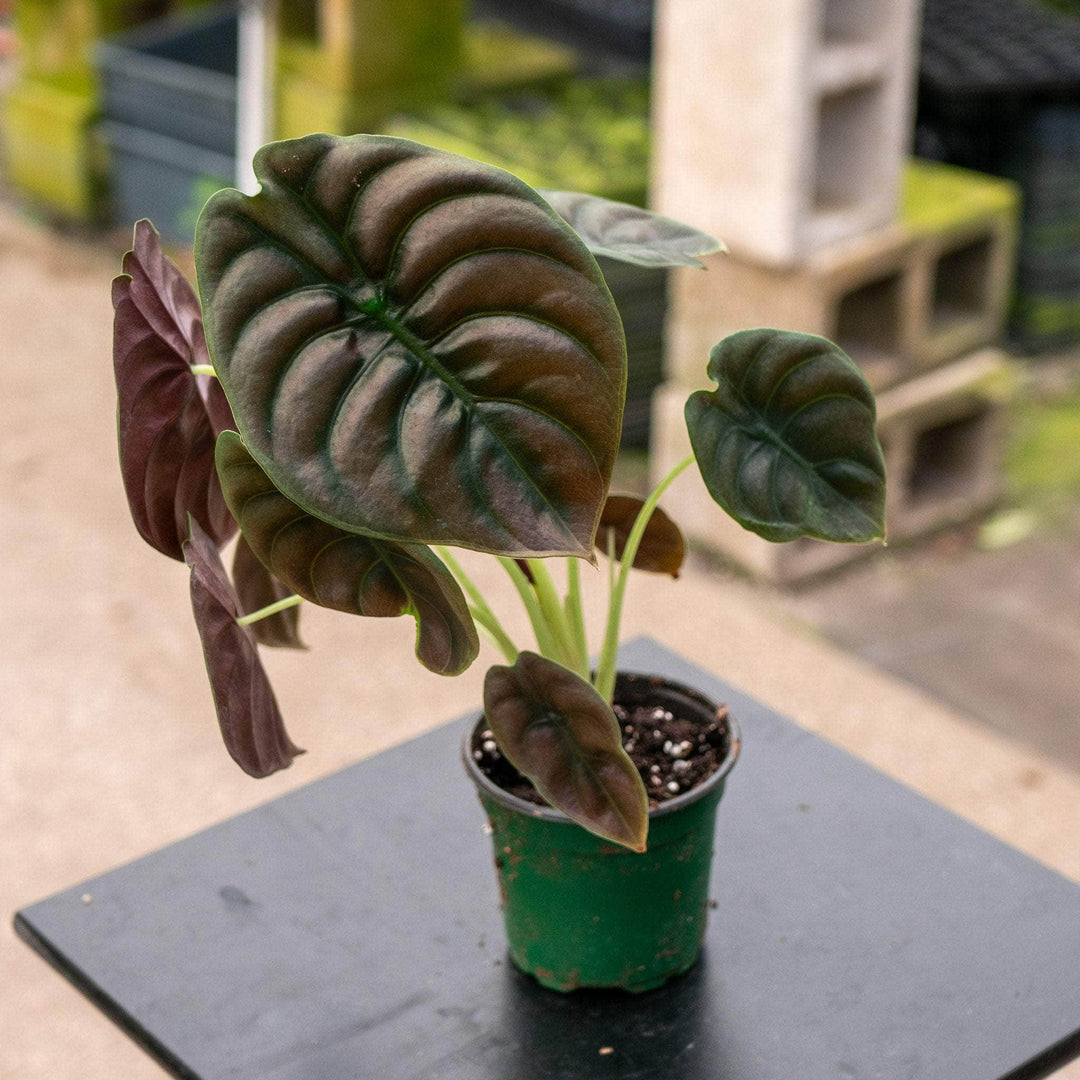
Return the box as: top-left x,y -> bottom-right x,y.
113,133 -> 886,853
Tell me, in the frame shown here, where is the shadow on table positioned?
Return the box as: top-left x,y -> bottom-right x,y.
488,951 -> 739,1079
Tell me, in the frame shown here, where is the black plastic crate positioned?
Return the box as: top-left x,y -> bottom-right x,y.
101,120 -> 234,243
96,4 -> 237,158
920,0 -> 1080,97
474,0 -> 653,64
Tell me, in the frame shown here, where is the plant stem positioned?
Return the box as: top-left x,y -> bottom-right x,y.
498,557 -> 565,664
564,557 -> 589,674
434,546 -> 519,663
190,364 -> 217,377
236,594 -> 303,627
526,559 -> 586,678
468,605 -> 518,664
593,454 -> 696,701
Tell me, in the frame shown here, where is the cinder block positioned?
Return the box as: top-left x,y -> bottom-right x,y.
901,161 -> 1021,371
664,161 -> 1022,395
871,348 -> 1012,543
651,0 -> 922,266
650,349 -> 1012,584
664,225 -> 921,393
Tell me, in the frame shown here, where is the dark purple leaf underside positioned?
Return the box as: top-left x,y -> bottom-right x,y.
183,517 -> 303,778
483,652 -> 648,851
113,220 -> 237,560
216,431 -> 478,677
597,494 -> 685,577
196,133 -> 627,559
232,534 -> 306,649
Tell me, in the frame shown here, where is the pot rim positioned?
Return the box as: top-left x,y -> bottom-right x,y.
461,668 -> 742,825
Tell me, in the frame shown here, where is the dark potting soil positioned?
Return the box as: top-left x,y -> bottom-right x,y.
472,698 -> 731,810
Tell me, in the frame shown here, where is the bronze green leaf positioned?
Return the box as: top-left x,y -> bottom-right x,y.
597,494 -> 685,577
216,430 -> 479,677
539,189 -> 722,268
196,133 -> 627,559
114,220 -> 237,560
183,517 -> 303,778
483,652 -> 649,852
685,329 -> 886,543
232,534 -> 306,649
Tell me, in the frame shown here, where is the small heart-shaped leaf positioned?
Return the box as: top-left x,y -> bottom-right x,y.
216,430 -> 479,676
196,133 -> 627,559
597,494 -> 685,577
232,534 -> 306,649
685,329 -> 886,543
539,189 -> 722,268
183,517 -> 303,778
483,652 -> 649,852
114,219 -> 237,560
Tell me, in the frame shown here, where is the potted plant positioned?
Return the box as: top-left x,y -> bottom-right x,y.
112,132 -> 886,993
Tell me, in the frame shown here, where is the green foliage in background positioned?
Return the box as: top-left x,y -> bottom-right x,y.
383,78 -> 651,205
1008,383 -> 1080,511
1037,0 -> 1080,15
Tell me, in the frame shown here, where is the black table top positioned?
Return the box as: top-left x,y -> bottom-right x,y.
15,639 -> 1080,1080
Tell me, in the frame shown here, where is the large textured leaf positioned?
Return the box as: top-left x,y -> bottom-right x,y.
685,330 -> 886,544
483,652 -> 648,852
196,133 -> 627,559
232,534 -> 306,649
216,430 -> 478,676
539,190 -> 722,268
113,219 -> 237,560
597,494 -> 685,577
183,518 -> 303,778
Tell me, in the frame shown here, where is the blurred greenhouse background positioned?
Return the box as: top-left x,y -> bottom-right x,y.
1,4 -> 1079,1075
1,0 -> 1078,786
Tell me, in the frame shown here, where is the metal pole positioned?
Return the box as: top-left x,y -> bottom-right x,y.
236,0 -> 277,194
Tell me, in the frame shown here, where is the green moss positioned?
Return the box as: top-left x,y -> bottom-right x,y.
462,22 -> 578,94
2,77 -> 105,222
383,78 -> 651,203
1008,387 -> 1080,506
1027,215 -> 1080,250
1013,294 -> 1080,337
14,0 -> 173,89
902,159 -> 1020,235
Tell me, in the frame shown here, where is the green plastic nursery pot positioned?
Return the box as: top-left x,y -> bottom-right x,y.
463,671 -> 740,993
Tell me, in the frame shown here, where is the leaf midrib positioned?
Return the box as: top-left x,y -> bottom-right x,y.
718,372 -> 882,534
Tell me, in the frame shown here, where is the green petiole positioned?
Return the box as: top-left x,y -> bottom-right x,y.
498,557 -> 567,665
593,454 -> 696,701
434,546 -> 519,664
442,447 -> 696,696
526,558 -> 587,678
564,557 -> 589,675
236,593 -> 303,627
190,364 -> 217,377
468,604 -> 518,664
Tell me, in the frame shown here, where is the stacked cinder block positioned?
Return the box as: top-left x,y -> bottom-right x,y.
650,0 -> 1021,583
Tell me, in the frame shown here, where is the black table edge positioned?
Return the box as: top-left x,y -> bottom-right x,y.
14,911 -> 198,1080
